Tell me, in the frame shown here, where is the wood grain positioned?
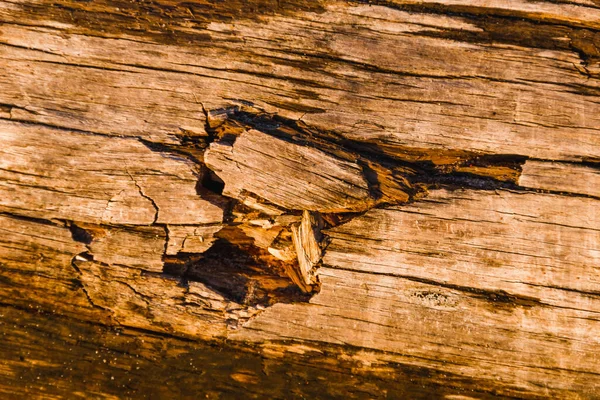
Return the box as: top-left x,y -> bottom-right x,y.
323,189 -> 600,310
236,267 -> 600,398
1,0 -> 600,397
520,160 -> 600,198
0,120 -> 223,225
205,128 -> 373,213
1,2 -> 599,160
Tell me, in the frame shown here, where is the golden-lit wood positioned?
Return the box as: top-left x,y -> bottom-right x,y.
1,0 -> 599,398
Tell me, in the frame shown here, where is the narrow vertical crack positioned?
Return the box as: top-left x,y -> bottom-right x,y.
69,252 -> 111,313
126,170 -> 159,224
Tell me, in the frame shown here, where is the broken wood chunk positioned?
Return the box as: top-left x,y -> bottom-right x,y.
239,224 -> 283,249
174,226 -> 313,307
202,110 -> 534,208
204,129 -> 373,213
166,225 -> 223,255
235,191 -> 287,216
268,229 -> 297,263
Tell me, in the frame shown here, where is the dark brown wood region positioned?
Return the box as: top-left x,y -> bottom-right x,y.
1,0 -> 599,398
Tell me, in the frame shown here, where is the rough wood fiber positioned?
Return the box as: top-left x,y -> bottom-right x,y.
1,305 -> 514,400
1,0 -> 600,398
323,189 -> 600,310
235,267 -> 600,398
1,2 -> 600,160
289,210 -> 324,292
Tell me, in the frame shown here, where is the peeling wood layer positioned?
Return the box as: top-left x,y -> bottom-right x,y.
205,129 -> 373,213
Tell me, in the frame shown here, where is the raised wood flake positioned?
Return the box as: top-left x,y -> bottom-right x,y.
204,129 -> 373,213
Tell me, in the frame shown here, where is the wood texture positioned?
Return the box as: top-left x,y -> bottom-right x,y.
1,0 -> 600,398
0,121 -> 223,225
323,189 -> 600,310
1,1 -> 600,161
205,129 -> 373,213
520,160 -> 600,198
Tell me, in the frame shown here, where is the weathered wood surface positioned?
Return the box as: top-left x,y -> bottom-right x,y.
1,0 -> 600,398
520,160 -> 600,198
205,129 -> 374,213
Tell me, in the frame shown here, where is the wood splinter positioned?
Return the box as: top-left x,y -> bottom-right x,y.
287,210 -> 324,293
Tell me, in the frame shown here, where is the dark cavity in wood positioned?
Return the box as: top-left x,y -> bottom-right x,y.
163,226 -> 314,307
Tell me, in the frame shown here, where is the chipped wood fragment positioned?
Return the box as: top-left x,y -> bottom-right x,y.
268,229 -> 297,263
205,129 -> 373,213
289,210 -> 324,292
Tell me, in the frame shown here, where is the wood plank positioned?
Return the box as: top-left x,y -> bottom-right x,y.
384,0 -> 600,29
3,208 -> 600,398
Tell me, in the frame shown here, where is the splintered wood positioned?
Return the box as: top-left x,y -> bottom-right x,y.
289,211 -> 323,292
1,0 -> 600,397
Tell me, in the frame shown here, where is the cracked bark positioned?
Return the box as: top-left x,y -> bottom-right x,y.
1,0 -> 600,398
